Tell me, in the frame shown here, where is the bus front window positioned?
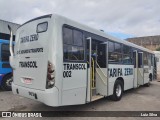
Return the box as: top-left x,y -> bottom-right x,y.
1,44 -> 10,62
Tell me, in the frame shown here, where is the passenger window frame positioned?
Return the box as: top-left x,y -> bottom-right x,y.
108,41 -> 122,64
122,45 -> 133,65
62,25 -> 85,62
36,22 -> 48,33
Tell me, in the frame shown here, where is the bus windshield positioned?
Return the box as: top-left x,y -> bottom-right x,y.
1,44 -> 10,62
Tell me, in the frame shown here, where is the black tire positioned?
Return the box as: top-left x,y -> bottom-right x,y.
149,74 -> 152,81
1,74 -> 13,91
144,82 -> 150,87
144,74 -> 152,87
111,80 -> 123,101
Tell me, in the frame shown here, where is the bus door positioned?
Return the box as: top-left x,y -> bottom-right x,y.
151,55 -> 155,80
137,52 -> 144,86
143,53 -> 150,84
86,37 -> 107,102
153,56 -> 157,80
133,51 -> 138,88
96,43 -> 108,96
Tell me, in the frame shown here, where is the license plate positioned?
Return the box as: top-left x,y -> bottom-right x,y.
22,77 -> 32,84
28,91 -> 38,99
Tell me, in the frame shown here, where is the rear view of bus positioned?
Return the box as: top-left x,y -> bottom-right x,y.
10,14 -> 58,106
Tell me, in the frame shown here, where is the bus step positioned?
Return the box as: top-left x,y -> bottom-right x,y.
91,95 -> 104,101
92,88 -> 96,96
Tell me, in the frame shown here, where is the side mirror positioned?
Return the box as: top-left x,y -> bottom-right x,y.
8,25 -> 16,69
8,25 -> 14,56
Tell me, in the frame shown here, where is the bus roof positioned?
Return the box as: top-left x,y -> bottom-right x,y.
18,13 -> 154,54
53,14 -> 153,54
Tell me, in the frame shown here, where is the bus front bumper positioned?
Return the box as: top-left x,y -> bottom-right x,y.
12,83 -> 59,107
0,75 -> 4,85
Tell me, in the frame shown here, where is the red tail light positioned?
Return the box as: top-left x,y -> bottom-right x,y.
46,61 -> 55,89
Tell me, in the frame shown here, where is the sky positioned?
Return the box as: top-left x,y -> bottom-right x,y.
0,0 -> 160,39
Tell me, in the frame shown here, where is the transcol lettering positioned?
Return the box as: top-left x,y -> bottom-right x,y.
63,63 -> 86,70
19,61 -> 38,68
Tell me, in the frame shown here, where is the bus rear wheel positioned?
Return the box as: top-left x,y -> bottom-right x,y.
145,82 -> 150,87
144,74 -> 152,87
111,80 -> 123,101
1,74 -> 13,91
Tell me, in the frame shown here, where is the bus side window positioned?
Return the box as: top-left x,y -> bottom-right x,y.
63,27 -> 73,44
63,26 -> 84,61
123,45 -> 132,64
108,41 -> 122,63
151,54 -> 154,66
138,53 -> 143,68
73,30 -> 83,46
133,51 -> 136,68
148,53 -> 151,69
143,52 -> 148,66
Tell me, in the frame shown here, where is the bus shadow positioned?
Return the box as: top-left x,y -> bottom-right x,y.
0,88 -> 11,92
121,82 -> 154,97
30,97 -> 111,111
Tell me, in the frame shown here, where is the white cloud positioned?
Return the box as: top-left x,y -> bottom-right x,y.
0,0 -> 159,37
33,8 -> 48,16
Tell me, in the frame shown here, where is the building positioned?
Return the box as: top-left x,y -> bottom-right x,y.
0,19 -> 20,41
127,35 -> 160,51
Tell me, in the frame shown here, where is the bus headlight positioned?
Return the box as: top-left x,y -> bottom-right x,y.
46,61 -> 55,89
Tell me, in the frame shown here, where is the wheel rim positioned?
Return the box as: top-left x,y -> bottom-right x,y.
6,77 -> 13,87
116,84 -> 122,97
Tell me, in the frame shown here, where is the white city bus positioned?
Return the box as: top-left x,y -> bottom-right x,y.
9,14 -> 156,106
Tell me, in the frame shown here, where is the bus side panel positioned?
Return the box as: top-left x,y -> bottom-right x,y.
144,66 -> 149,84
62,63 -> 87,105
108,64 -> 134,95
133,68 -> 138,88
62,88 -> 86,105
137,68 -> 144,85
96,68 -> 108,96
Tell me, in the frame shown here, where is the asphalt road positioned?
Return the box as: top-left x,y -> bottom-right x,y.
0,80 -> 160,120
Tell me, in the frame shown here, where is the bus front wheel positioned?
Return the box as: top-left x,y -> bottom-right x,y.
111,80 -> 123,101
1,74 -> 13,91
